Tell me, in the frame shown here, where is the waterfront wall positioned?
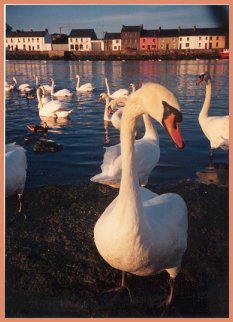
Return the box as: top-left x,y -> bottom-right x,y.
6,49 -> 224,61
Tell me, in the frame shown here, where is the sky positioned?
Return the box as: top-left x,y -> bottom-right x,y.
5,4 -> 229,38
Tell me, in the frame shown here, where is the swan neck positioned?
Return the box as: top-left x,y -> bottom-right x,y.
76,76 -> 80,89
37,90 -> 42,109
51,79 -> 54,95
119,104 -> 143,200
199,81 -> 211,122
105,78 -> 110,96
143,114 -> 159,141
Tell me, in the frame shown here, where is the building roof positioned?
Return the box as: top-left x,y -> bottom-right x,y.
121,25 -> 143,33
6,30 -> 48,38
104,32 -> 121,40
141,29 -> 158,38
158,29 -> 179,37
69,29 -> 97,40
52,33 -> 68,44
179,27 -> 226,36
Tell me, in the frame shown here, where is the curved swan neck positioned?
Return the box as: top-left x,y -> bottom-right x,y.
76,75 -> 80,89
143,113 -> 159,141
119,103 -> 144,200
105,78 -> 110,96
36,76 -> 39,86
51,79 -> 55,95
199,80 -> 211,123
37,89 -> 43,109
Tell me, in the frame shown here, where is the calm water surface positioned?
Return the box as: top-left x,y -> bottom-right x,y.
5,59 -> 229,188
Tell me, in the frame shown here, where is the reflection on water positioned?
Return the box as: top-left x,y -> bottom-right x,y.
5,59 -> 229,188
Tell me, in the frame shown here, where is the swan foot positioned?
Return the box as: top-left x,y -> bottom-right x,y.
100,271 -> 133,304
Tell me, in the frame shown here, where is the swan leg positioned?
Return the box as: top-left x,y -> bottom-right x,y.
18,193 -> 26,219
101,271 -> 132,303
208,148 -> 215,169
159,276 -> 176,317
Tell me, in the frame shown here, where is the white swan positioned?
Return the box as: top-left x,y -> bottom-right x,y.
50,78 -> 73,97
5,143 -> 27,214
91,112 -> 160,187
76,74 -> 94,92
13,77 -> 33,92
98,93 -> 112,122
94,82 -> 187,306
37,87 -> 73,118
196,71 -> 229,165
40,86 -> 50,105
105,77 -> 129,99
33,75 -> 55,93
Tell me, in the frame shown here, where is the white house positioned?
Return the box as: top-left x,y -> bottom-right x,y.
103,32 -> 121,51
68,29 -> 97,51
6,29 -> 52,51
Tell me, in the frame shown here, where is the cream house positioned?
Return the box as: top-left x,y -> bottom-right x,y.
6,29 -> 52,51
68,29 -> 97,51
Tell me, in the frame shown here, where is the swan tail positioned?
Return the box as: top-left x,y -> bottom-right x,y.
90,173 -> 120,188
55,110 -> 73,118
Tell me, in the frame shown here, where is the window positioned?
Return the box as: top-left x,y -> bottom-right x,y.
153,39 -> 155,42
216,36 -> 219,40
180,37 -> 182,41
210,36 -> 212,40
28,38 -> 30,42
70,38 -> 73,42
116,40 -> 119,43
142,45 -> 145,48
8,45 -> 10,49
152,45 -> 156,48
143,39 -> 145,43
32,46 -> 34,50
71,44 -> 74,49
37,38 -> 39,42
23,38 -> 25,43
199,43 -> 201,47
76,38 -> 77,42
86,45 -> 88,49
76,44 -> 79,50
205,36 -> 208,40
11,38 -> 13,43
81,38 -> 83,42
186,43 -> 189,47
37,45 -> 40,49
18,38 -> 20,42
216,42 -> 219,47
6,39 -> 8,43
32,38 -> 34,43
80,44 -> 83,49
114,45 -> 117,49
199,37 -> 201,40
23,45 -> 26,49
187,37 -> 189,41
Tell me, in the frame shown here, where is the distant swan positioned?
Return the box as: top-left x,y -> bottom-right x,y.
94,82 -> 187,307
5,142 -> 27,215
37,87 -> 73,118
50,78 -> 73,97
76,74 -> 94,92
13,77 -> 33,92
196,71 -> 229,166
105,77 -> 129,99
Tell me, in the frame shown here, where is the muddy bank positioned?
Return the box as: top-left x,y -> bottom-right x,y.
5,181 -> 229,318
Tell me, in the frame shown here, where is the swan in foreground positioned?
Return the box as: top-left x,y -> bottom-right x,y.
50,78 -> 73,97
105,77 -> 129,99
13,77 -> 32,92
5,143 -> 27,215
91,112 -> 160,187
196,71 -> 229,166
37,87 -> 73,118
76,74 -> 94,92
94,83 -> 188,306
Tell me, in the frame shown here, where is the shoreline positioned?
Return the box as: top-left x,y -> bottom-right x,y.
5,49 -> 226,61
5,180 -> 229,317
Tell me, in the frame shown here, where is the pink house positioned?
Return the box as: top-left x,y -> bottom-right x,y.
140,30 -> 158,51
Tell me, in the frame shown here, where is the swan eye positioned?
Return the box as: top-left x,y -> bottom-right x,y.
162,101 -> 182,124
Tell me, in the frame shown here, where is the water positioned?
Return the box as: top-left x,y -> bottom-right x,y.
5,59 -> 229,188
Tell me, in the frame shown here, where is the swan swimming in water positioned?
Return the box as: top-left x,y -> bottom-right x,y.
13,77 -> 33,92
196,71 -> 229,166
76,74 -> 94,92
50,78 -> 73,98
94,82 -> 188,307
37,87 -> 73,118
105,77 -> 129,99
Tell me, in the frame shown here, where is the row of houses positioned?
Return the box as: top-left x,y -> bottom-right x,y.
5,24 -> 228,53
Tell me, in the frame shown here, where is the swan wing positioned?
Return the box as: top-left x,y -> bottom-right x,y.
77,83 -> 94,92
202,116 -> 229,149
110,89 -> 129,99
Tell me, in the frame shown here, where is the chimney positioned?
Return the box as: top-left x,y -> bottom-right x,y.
193,25 -> 196,32
178,26 -> 181,33
158,26 -> 161,34
45,28 -> 48,33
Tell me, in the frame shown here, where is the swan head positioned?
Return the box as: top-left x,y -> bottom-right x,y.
76,74 -> 80,79
98,92 -> 108,102
12,77 -> 17,83
131,83 -> 184,149
129,83 -> 136,92
196,71 -> 211,85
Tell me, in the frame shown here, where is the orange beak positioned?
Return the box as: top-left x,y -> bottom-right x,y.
163,114 -> 184,149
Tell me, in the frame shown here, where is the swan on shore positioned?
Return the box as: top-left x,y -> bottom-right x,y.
196,71 -> 229,166
94,82 -> 187,307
